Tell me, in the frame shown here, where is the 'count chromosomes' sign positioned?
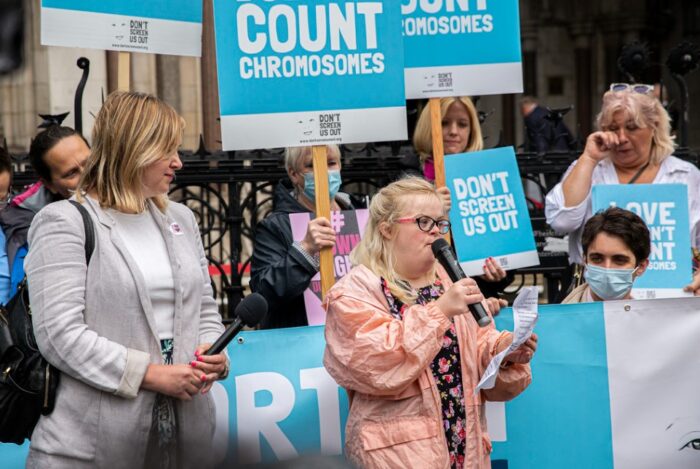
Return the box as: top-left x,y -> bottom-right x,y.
213,0 -> 407,150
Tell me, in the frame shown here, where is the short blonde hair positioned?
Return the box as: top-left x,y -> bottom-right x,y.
413,97 -> 484,163
351,176 -> 442,304
597,90 -> 676,165
284,145 -> 341,174
78,91 -> 184,213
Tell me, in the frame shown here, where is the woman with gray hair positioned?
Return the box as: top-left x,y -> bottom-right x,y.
250,145 -> 365,328
545,84 -> 700,292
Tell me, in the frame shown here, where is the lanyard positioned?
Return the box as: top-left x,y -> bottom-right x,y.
627,161 -> 651,184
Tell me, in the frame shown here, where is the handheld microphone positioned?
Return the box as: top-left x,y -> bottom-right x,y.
431,239 -> 492,327
204,293 -> 268,355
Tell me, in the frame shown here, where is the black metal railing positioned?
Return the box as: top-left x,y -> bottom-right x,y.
7,145 -> 699,317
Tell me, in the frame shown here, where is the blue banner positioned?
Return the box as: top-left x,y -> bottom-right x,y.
591,184 -> 692,298
445,147 -> 539,275
218,326 -> 349,465
490,302 -> 614,468
4,297 -> 700,468
402,0 -> 523,98
212,0 -> 407,150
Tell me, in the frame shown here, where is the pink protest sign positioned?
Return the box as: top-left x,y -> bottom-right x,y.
290,209 -> 369,325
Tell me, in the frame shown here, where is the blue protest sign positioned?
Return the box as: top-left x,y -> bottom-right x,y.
591,184 -> 693,299
212,0 -> 407,150
445,147 -> 539,275
402,0 -> 523,98
41,0 -> 202,56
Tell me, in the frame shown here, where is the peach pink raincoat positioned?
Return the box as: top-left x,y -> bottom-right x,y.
324,265 -> 532,469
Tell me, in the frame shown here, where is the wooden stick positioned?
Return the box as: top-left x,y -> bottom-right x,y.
429,98 -> 452,244
117,52 -> 131,92
312,145 -> 335,298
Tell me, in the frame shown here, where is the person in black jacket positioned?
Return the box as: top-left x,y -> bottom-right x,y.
521,96 -> 576,154
250,145 -> 363,329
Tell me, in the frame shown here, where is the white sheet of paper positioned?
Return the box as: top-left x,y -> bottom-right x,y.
474,287 -> 539,395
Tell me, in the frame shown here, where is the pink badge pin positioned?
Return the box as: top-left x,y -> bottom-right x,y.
170,223 -> 183,235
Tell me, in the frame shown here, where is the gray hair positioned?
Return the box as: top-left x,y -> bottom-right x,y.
597,90 -> 676,164
284,145 -> 341,173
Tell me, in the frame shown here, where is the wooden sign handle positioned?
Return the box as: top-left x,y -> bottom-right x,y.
312,145 -> 335,298
117,52 -> 131,92
429,98 -> 452,244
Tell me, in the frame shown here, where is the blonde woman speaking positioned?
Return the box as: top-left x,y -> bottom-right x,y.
25,92 -> 228,469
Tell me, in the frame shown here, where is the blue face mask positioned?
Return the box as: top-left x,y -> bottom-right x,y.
584,264 -> 638,300
302,170 -> 342,201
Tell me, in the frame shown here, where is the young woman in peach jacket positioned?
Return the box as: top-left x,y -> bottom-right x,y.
323,177 -> 536,469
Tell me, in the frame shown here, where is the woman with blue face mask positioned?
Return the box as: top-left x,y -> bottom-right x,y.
250,145 -> 365,328
563,207 -> 650,303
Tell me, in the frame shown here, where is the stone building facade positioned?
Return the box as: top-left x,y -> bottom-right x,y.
1,0 -> 699,153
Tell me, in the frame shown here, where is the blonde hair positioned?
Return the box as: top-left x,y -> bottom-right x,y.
78,91 -> 183,213
597,90 -> 676,165
351,176 -> 442,304
284,145 -> 341,174
413,96 -> 484,164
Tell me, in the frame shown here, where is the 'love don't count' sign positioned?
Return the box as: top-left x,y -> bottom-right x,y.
41,0 -> 202,56
402,0 -> 523,98
591,184 -> 693,299
213,0 -> 407,151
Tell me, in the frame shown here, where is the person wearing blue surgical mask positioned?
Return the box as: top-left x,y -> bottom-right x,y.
563,207 -> 650,303
250,145 -> 366,328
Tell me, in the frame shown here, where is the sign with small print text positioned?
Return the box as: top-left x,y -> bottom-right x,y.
212,0 -> 407,150
591,184 -> 693,299
402,0 -> 523,98
445,147 -> 539,275
41,0 -> 202,56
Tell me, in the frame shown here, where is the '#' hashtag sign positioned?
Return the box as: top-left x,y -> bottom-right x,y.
330,211 -> 345,233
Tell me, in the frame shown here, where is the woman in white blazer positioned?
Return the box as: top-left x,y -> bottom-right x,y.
25,91 -> 228,469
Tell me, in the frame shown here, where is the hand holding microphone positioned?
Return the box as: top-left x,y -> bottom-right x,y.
432,239 -> 492,327
434,278 -> 485,320
192,293 -> 268,393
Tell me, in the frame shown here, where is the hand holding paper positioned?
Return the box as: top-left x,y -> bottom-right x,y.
474,286 -> 539,395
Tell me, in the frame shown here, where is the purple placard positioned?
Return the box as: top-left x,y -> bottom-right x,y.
289,209 -> 369,325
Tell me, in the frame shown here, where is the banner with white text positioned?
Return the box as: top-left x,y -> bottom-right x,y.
5,298 -> 700,468
445,147 -> 539,276
591,184 -> 693,299
41,0 -> 202,56
402,0 -> 523,98
213,0 -> 407,150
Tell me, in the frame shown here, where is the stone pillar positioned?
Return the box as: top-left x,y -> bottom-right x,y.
178,56 -> 203,150
201,0 -> 221,151
156,55 -> 181,110
572,30 -> 593,138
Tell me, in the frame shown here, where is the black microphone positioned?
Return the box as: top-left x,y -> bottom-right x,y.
204,293 -> 268,355
431,239 -> 492,327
